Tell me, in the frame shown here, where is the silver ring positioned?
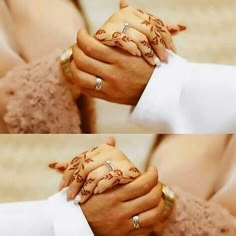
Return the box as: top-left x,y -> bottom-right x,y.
104,160 -> 114,172
121,22 -> 130,34
133,215 -> 141,229
95,77 -> 102,91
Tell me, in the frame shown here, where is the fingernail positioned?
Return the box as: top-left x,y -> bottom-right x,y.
48,162 -> 57,169
136,49 -> 141,56
154,56 -> 161,67
170,41 -> 177,53
58,179 -> 65,191
178,25 -> 187,31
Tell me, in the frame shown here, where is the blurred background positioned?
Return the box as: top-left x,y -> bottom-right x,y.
81,0 -> 236,133
1,0 -> 236,203
0,134 -> 155,202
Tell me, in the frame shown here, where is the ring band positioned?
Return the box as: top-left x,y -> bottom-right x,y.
104,160 -> 114,171
121,22 -> 130,34
95,77 -> 102,91
133,215 -> 141,229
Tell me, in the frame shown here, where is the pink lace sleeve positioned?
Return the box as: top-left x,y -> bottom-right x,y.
161,187 -> 236,236
1,50 -> 82,133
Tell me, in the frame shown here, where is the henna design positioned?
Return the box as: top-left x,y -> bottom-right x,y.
102,173 -> 113,180
140,40 -> 151,49
90,147 -> 98,152
145,51 -> 154,58
112,32 -> 122,39
142,20 -> 151,27
115,41 -> 124,48
84,158 -> 94,165
95,29 -> 106,36
84,178 -> 95,187
122,35 -> 131,42
129,167 -> 140,174
114,169 -> 123,176
76,174 -> 84,183
81,188 -> 90,196
137,9 -> 144,14
112,179 -> 120,186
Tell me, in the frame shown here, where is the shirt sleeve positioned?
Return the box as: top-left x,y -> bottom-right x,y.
0,190 -> 94,236
48,189 -> 94,236
130,51 -> 236,133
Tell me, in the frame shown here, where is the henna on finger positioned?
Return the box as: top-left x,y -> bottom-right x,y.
94,166 -> 141,195
95,29 -> 141,56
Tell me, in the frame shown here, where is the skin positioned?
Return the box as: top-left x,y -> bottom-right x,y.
68,0 -> 186,105
49,137 -> 165,235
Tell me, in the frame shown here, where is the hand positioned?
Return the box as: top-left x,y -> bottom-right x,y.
70,29 -> 154,105
81,167 -> 164,236
50,137 -> 141,203
94,0 -> 186,65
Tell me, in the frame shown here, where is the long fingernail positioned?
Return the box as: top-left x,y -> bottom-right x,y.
170,41 -> 177,53
178,25 -> 187,31
58,179 -> 65,191
48,162 -> 57,169
154,56 -> 161,67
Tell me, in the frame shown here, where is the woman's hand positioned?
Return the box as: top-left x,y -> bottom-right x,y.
52,141 -> 141,203
81,167 -> 164,236
94,0 -> 186,65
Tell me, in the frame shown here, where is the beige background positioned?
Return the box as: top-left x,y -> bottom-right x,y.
0,134 -> 154,202
80,0 -> 236,133
1,0 -> 236,202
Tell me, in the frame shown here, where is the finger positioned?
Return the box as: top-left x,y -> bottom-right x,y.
94,166 -> 139,194
128,198 -> 165,235
125,15 -> 168,62
125,27 -> 159,66
116,166 -> 158,201
70,60 -> 106,92
128,227 -> 153,236
72,45 -> 111,80
79,165 -> 110,203
106,136 -> 116,146
167,24 -> 187,35
124,182 -> 163,218
48,162 -> 69,173
120,0 -> 129,9
58,154 -> 85,191
68,149 -> 109,199
95,29 -> 141,57
77,29 -> 117,64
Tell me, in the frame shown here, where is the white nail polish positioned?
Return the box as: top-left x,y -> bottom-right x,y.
154,56 -> 161,67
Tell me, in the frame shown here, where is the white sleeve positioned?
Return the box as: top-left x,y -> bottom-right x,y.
0,190 -> 94,236
130,52 -> 236,133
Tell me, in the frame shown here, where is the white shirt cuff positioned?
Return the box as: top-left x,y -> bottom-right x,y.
48,189 -> 94,236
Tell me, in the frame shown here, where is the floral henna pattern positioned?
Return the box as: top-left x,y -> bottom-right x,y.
84,178 -> 95,187
81,188 -> 90,196
129,167 -> 140,174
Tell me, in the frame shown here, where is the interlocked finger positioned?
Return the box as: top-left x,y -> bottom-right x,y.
95,29 -> 140,56
94,166 -> 140,194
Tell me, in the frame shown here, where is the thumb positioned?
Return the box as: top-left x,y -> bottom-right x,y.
120,0 -> 129,9
106,136 -> 116,147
